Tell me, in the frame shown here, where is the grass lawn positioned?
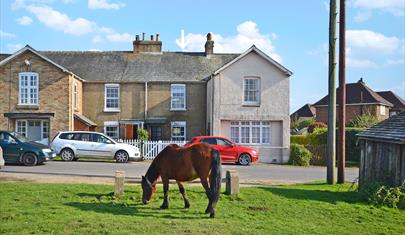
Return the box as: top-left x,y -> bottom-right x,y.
0,182 -> 404,235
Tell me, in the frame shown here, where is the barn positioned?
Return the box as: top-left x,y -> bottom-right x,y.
357,112 -> 405,188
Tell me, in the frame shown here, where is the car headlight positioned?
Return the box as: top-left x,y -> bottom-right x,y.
42,148 -> 52,153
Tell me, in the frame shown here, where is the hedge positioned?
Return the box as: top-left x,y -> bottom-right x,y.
291,135 -> 310,145
289,144 -> 312,166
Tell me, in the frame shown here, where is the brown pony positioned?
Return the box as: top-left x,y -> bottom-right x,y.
141,142 -> 221,218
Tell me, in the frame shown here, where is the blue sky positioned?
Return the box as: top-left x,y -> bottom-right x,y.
1,0 -> 404,113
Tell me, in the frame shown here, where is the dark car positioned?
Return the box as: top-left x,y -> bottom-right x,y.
185,136 -> 259,165
0,131 -> 56,166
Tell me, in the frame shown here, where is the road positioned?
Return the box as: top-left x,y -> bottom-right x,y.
0,161 -> 359,184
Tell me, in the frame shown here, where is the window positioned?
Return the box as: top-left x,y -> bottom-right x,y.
92,134 -> 112,144
243,77 -> 260,105
216,138 -> 232,146
150,126 -> 163,141
73,83 -> 78,110
19,72 -> 39,105
104,121 -> 119,139
230,121 -> 271,144
104,84 -> 120,112
59,133 -> 74,140
171,84 -> 186,110
201,138 -> 216,145
16,120 -> 27,137
171,121 -> 186,141
42,120 -> 49,139
380,105 -> 386,115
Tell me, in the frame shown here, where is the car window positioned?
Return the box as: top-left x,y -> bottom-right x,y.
0,133 -> 16,144
186,138 -> 196,145
92,134 -> 111,144
201,138 -> 216,145
72,133 -> 82,141
217,138 -> 232,146
59,133 -> 74,140
80,133 -> 91,142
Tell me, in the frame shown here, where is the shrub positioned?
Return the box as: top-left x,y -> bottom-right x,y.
305,144 -> 327,166
308,128 -> 328,145
289,144 -> 312,166
345,127 -> 364,162
291,135 -> 310,145
137,128 -> 149,141
307,122 -> 327,133
359,182 -> 405,210
291,118 -> 314,131
348,113 -> 381,128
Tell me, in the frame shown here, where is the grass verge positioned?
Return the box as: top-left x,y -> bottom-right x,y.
0,182 -> 404,234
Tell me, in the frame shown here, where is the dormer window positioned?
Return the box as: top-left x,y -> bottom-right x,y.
19,72 -> 39,105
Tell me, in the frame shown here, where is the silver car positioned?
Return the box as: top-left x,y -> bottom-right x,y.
51,131 -> 141,163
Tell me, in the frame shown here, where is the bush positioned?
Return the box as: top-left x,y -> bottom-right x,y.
348,113 -> 381,128
291,135 -> 310,145
359,182 -> 405,210
307,122 -> 327,133
308,128 -> 328,145
289,144 -> 312,166
291,118 -> 314,130
137,128 -> 149,141
345,127 -> 364,162
305,144 -> 327,166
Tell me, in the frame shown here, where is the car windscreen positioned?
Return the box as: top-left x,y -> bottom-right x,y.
10,132 -> 28,142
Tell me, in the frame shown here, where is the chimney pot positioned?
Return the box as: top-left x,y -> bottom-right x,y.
151,35 -> 154,41
156,34 -> 160,41
142,32 -> 145,40
205,32 -> 214,57
135,35 -> 139,41
133,33 -> 162,54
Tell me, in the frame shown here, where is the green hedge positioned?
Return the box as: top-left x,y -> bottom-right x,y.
291,135 -> 310,145
289,144 -> 312,166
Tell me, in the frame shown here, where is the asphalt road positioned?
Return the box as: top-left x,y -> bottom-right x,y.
0,160 -> 359,184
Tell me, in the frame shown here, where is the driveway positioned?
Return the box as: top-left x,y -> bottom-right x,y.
0,161 -> 359,184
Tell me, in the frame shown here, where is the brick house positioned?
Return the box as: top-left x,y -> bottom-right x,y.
0,33 -> 292,163
313,79 -> 393,125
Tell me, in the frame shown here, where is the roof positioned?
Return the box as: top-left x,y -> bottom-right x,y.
74,114 -> 97,127
313,79 -> 393,107
377,91 -> 405,110
357,111 -> 405,144
0,45 -> 80,79
213,45 -> 293,76
290,104 -> 316,118
41,51 -> 238,82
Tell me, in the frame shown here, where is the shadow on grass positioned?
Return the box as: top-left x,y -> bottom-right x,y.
259,186 -> 361,204
65,201 -> 208,219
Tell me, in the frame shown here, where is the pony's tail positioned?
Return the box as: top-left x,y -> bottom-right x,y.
210,148 -> 221,205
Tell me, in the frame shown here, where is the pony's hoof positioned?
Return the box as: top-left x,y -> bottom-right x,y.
184,203 -> 190,209
210,213 -> 215,218
205,208 -> 210,214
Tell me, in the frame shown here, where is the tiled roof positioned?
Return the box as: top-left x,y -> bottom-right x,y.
377,91 -> 405,110
357,111 -> 405,143
291,104 -> 315,118
40,51 -> 239,82
313,79 -> 393,107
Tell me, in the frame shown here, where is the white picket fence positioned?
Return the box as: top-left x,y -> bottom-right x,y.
118,139 -> 186,160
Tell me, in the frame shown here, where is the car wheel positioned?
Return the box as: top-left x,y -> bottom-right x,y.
238,153 -> 251,166
22,153 -> 38,166
115,151 -> 129,163
61,148 -> 75,161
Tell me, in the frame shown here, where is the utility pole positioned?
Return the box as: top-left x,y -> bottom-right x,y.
337,0 -> 346,184
327,0 -> 337,184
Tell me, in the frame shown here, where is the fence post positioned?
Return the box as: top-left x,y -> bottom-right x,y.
114,170 -> 125,196
225,170 -> 239,195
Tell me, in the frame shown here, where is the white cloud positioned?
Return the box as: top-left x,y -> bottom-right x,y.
88,0 -> 125,10
92,35 -> 103,43
26,5 -> 96,35
7,43 -> 23,52
0,30 -> 16,38
352,0 -> 404,17
179,21 -> 282,62
353,11 -> 372,22
106,33 -> 134,42
346,30 -> 402,68
17,16 -> 33,25
387,59 -> 405,65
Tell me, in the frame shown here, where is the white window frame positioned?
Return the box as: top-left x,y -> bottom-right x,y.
104,84 -> 120,112
19,72 -> 39,105
171,121 -> 186,141
170,84 -> 186,111
104,121 -> 119,139
73,83 -> 78,110
380,105 -> 386,115
243,77 -> 260,105
15,119 -> 49,140
230,121 -> 271,145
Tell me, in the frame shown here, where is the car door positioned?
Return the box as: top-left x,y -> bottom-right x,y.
91,134 -> 114,158
0,132 -> 23,163
74,133 -> 94,157
215,138 -> 238,162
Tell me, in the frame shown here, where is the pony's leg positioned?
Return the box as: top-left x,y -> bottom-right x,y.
200,177 -> 213,215
160,177 -> 169,209
177,181 -> 190,208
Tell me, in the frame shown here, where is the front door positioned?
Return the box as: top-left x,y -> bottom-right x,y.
27,120 -> 42,141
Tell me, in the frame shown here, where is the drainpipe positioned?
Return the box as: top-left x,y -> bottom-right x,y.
144,81 -> 148,121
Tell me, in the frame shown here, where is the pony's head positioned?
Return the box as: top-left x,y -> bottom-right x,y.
141,175 -> 156,204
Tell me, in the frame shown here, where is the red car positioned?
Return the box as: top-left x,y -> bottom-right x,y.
185,136 -> 259,165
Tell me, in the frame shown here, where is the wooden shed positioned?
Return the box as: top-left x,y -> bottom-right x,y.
357,112 -> 405,188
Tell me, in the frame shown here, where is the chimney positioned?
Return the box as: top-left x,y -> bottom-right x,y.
205,32 -> 214,57
358,77 -> 364,84
133,33 -> 162,54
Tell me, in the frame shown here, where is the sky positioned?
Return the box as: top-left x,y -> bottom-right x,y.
1,0 -> 404,113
